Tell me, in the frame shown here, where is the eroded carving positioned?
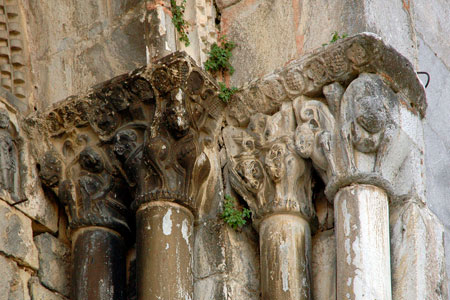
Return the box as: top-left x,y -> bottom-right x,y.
0,109 -> 21,200
224,103 -> 313,228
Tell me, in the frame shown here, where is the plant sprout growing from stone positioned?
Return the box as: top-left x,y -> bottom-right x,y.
170,0 -> 190,46
204,35 -> 236,75
221,194 -> 251,230
218,82 -> 238,103
322,31 -> 348,46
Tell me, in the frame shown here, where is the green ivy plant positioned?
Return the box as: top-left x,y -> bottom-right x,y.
322,31 -> 348,46
204,35 -> 236,75
218,82 -> 238,103
170,0 -> 190,46
221,194 -> 251,230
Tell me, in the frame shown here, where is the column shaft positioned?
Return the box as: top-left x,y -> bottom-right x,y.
136,201 -> 194,300
71,227 -> 126,300
259,214 -> 312,300
335,184 -> 391,300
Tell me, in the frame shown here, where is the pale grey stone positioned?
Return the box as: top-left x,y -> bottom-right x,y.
390,202 -> 448,299
29,277 -> 67,300
34,233 -> 71,297
312,230 -> 336,300
0,201 -> 38,270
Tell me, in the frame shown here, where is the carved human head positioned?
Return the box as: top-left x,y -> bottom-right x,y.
294,123 -> 315,158
235,159 -> 265,194
166,89 -> 190,138
0,109 -> 9,129
39,151 -> 62,188
79,148 -> 104,173
114,129 -> 137,159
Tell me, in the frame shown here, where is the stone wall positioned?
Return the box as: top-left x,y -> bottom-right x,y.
0,1 -> 447,299
20,0 -> 147,110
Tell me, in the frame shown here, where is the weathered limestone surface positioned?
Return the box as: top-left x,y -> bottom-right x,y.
390,201 -> 448,300
29,277 -> 67,300
0,255 -> 31,300
22,0 -> 146,109
220,0 -> 302,86
0,201 -> 38,270
335,185 -> 391,300
136,202 -> 194,300
312,229 -> 336,300
34,233 -> 70,297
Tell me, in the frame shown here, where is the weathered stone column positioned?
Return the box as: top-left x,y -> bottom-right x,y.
334,185 -> 390,300
224,35 -> 428,298
136,201 -> 194,300
224,103 -> 314,300
39,147 -> 130,300
72,228 -> 126,300
259,214 -> 311,300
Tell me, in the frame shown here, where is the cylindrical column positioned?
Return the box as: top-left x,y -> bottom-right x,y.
136,201 -> 194,300
259,214 -> 312,300
71,227 -> 126,300
335,184 -> 391,300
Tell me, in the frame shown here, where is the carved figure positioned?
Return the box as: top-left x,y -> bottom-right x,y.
225,103 -> 313,224
59,147 -> 129,232
0,110 -> 17,194
340,73 -> 396,172
39,151 -> 62,188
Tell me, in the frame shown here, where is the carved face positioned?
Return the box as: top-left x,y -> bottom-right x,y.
114,130 -> 137,159
39,152 -> 62,188
79,148 -> 104,173
0,111 -> 9,129
294,124 -> 314,158
236,159 -> 264,193
354,95 -> 386,134
265,144 -> 287,182
166,90 -> 190,138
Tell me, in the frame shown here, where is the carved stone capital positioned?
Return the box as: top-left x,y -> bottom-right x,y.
225,33 -> 426,202
224,103 -> 313,227
25,52 -> 223,225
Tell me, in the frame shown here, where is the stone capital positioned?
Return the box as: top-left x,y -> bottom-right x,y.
224,103 -> 313,227
225,33 -> 426,201
25,52 -> 224,228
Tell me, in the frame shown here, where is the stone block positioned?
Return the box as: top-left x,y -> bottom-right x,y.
0,255 -> 30,300
194,220 -> 226,279
29,277 -> 67,300
221,0 -> 301,86
312,229 -> 336,300
0,201 -> 38,269
223,226 -> 260,300
34,233 -> 71,297
8,144 -> 59,233
390,201 -> 448,300
194,275 -> 226,300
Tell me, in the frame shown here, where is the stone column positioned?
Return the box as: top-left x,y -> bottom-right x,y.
39,149 -> 130,300
72,228 -> 126,300
136,201 -> 193,300
292,72 -> 416,300
259,214 -> 311,300
224,103 -> 314,300
334,185 -> 391,300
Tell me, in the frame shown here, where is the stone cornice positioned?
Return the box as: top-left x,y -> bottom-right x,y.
226,32 -> 426,128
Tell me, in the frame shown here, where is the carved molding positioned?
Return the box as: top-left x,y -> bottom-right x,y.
24,52 -> 223,231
